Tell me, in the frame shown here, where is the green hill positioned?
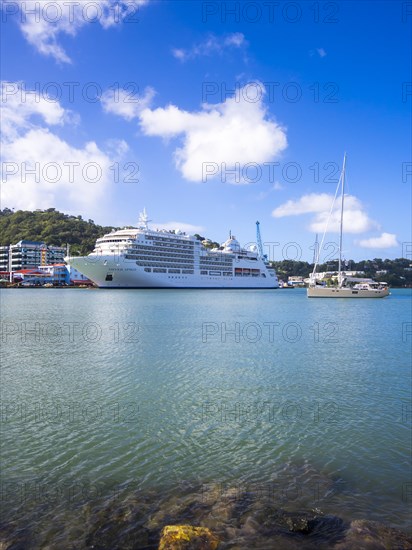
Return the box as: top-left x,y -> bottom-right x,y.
1,208 -> 411,286
0,208 -> 117,255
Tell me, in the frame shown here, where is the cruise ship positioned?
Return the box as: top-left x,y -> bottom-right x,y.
65,210 -> 279,289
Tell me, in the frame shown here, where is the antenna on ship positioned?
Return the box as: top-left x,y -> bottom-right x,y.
138,208 -> 151,230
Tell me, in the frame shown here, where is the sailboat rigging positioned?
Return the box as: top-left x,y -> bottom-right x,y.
307,154 -> 389,298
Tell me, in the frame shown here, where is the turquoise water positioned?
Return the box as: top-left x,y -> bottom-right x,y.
1,288 -> 411,544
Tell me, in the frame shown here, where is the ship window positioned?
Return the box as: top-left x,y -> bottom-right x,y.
144,268 -> 151,272
105,274 -> 113,281
200,270 -> 208,275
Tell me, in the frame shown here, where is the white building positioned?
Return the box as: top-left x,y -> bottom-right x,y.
288,276 -> 305,287
0,240 -> 65,272
37,264 -> 70,285
310,270 -> 365,281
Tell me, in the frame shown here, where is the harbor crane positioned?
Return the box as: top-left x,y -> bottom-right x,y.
256,221 -> 267,260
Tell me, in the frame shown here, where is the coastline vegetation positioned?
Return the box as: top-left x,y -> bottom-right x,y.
0,207 -> 116,256
1,208 -> 410,287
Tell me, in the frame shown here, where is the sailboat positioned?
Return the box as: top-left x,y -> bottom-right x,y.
307,154 -> 389,298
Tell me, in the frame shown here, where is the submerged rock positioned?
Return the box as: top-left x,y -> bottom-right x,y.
3,480 -> 412,549
158,525 -> 219,550
334,519 -> 412,549
84,494 -> 155,549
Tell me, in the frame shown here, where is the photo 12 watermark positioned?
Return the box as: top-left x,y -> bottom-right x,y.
402,323 -> 412,342
402,2 -> 412,22
200,474 -> 344,515
1,80 -> 145,105
202,321 -> 339,344
202,81 -> 340,104
201,2 -> 340,24
0,400 -> 140,425
1,161 -> 139,184
402,242 -> 412,260
402,82 -> 412,102
201,159 -> 341,184
0,477 -> 126,506
1,321 -> 140,343
402,162 -> 412,182
1,2 -> 141,25
200,400 -> 340,424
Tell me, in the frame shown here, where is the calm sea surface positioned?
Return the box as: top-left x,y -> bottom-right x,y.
1,288 -> 411,545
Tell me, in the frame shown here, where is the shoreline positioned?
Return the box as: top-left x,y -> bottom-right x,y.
1,482 -> 411,549
1,285 -> 411,290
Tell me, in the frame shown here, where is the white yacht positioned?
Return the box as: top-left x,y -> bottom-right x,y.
307,154 -> 389,298
65,210 -> 279,289
308,278 -> 389,298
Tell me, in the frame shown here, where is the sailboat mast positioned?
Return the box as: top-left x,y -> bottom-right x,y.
338,153 -> 347,281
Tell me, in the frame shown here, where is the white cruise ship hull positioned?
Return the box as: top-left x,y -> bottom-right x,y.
307,286 -> 389,298
67,255 -> 279,289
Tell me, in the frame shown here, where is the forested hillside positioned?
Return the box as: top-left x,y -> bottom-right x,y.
1,208 -> 410,286
0,208 -> 117,255
271,258 -> 412,287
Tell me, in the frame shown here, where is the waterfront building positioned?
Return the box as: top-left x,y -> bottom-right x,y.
12,269 -> 50,285
0,240 -> 65,272
287,276 -> 305,287
2,263 -> 93,286
37,264 -> 70,285
310,270 -> 365,281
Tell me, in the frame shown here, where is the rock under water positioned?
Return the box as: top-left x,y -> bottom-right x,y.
1,482 -> 411,549
158,525 -> 219,550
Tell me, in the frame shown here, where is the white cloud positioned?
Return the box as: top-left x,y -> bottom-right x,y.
7,1 -> 147,64
357,233 -> 398,249
1,81 -> 75,139
101,86 -> 156,120
309,48 -> 327,58
137,83 -> 287,182
172,49 -> 186,61
1,81 -> 127,219
172,33 -> 247,62
154,222 -> 205,234
256,181 -> 284,200
273,193 -> 333,216
224,32 -> 246,47
101,81 -> 287,183
272,193 -> 378,234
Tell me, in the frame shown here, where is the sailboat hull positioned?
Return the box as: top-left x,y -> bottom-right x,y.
307,286 -> 389,298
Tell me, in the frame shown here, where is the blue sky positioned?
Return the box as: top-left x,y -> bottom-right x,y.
1,0 -> 411,261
